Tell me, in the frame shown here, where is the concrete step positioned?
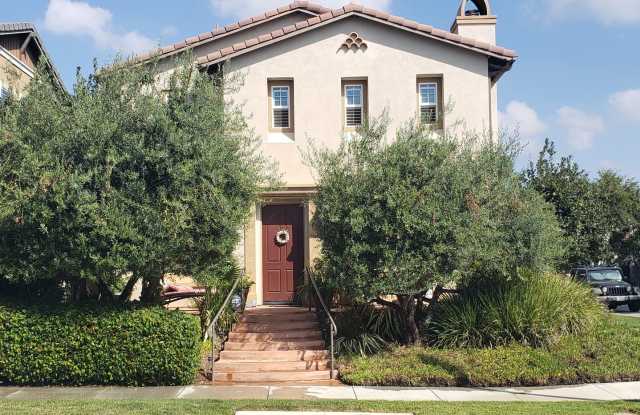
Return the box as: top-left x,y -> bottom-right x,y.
233,321 -> 319,333
245,307 -> 310,315
224,340 -> 325,351
219,350 -> 329,361
228,331 -> 323,342
213,360 -> 330,372
213,370 -> 332,383
239,313 -> 315,323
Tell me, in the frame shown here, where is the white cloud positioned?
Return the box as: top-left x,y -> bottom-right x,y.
499,100 -> 547,140
44,0 -> 155,54
210,0 -> 392,19
609,89 -> 640,122
545,0 -> 640,25
556,106 -> 605,150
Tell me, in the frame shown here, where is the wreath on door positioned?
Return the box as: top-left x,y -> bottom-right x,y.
275,229 -> 290,245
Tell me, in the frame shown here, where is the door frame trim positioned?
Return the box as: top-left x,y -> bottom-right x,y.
254,200 -> 309,306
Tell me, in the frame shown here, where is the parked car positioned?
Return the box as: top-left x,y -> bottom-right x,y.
570,266 -> 640,312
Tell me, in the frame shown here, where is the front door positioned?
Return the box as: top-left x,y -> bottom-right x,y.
262,205 -> 303,303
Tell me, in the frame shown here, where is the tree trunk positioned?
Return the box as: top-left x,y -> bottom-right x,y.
119,273 -> 140,303
96,277 -> 115,303
140,274 -> 163,304
398,294 -> 421,345
71,279 -> 89,303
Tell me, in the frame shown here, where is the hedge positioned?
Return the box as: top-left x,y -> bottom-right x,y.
0,302 -> 201,386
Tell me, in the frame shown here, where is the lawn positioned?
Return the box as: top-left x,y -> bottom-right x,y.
339,315 -> 640,387
0,400 -> 639,415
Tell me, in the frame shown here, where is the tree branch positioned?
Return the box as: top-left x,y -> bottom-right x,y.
371,297 -> 401,310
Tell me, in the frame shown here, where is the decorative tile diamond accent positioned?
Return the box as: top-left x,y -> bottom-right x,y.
341,32 -> 367,51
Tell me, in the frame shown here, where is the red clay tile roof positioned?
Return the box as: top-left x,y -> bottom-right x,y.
133,1 -> 329,64
194,3 -> 517,67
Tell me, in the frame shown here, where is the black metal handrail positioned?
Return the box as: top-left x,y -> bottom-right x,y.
305,267 -> 337,380
206,272 -> 244,383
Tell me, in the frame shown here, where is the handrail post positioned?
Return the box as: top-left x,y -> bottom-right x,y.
305,267 -> 338,381
330,324 -> 335,379
207,272 -> 244,383
211,331 -> 216,382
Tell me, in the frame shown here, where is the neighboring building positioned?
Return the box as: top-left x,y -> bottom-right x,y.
137,0 -> 517,307
0,23 -> 64,100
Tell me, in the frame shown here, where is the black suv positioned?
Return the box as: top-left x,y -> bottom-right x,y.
570,267 -> 640,312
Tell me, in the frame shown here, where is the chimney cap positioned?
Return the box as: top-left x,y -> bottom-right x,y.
457,0 -> 492,17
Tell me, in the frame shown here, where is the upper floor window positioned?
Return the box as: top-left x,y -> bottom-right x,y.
268,80 -> 294,133
417,77 -> 443,128
343,80 -> 367,130
0,82 -> 11,104
272,86 -> 290,128
419,83 -> 437,124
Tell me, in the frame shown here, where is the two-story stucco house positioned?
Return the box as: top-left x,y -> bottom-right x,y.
138,0 -> 516,310
0,23 -> 63,100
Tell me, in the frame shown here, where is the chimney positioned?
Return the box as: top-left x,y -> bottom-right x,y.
451,0 -> 496,45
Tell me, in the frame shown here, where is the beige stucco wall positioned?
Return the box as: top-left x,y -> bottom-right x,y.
0,53 -> 33,96
155,12 -> 314,90
225,16 -> 494,187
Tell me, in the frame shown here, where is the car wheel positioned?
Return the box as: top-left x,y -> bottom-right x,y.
629,301 -> 640,313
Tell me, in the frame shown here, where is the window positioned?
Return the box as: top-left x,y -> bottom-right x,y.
342,80 -> 367,129
0,83 -> 10,104
272,86 -> 290,128
268,80 -> 294,132
419,83 -> 437,124
417,77 -> 443,127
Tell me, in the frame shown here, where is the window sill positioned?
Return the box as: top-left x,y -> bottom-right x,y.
266,132 -> 295,144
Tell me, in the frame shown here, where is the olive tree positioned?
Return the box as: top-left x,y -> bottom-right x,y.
0,57 -> 275,303
308,120 -> 563,344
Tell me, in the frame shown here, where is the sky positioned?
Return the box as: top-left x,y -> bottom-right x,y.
4,0 -> 640,180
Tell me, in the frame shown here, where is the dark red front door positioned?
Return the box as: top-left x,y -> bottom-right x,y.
262,205 -> 303,303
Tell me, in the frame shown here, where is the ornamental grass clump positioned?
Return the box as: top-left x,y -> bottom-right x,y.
427,272 -> 604,348
334,305 -> 390,357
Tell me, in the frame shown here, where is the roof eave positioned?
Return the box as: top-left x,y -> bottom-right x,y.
133,4 -> 329,65
0,25 -> 66,92
197,11 -> 517,68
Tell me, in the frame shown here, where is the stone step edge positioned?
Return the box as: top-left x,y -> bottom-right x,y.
213,370 -> 333,379
229,331 -> 322,341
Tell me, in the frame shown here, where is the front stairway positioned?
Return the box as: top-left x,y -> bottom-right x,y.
213,306 -> 333,383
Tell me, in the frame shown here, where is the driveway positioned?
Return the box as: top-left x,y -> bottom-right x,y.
614,305 -> 640,318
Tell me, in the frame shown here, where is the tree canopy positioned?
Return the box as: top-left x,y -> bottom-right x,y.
523,139 -> 640,271
0,57 -> 275,302
308,121 -> 563,343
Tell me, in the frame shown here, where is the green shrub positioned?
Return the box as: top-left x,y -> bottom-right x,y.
427,272 -> 604,348
0,302 -> 200,386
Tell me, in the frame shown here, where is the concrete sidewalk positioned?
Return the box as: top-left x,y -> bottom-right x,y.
1,382 -> 639,402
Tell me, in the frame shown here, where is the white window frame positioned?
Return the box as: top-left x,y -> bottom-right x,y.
0,80 -> 10,103
418,82 -> 438,124
344,84 -> 364,128
271,85 -> 290,129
